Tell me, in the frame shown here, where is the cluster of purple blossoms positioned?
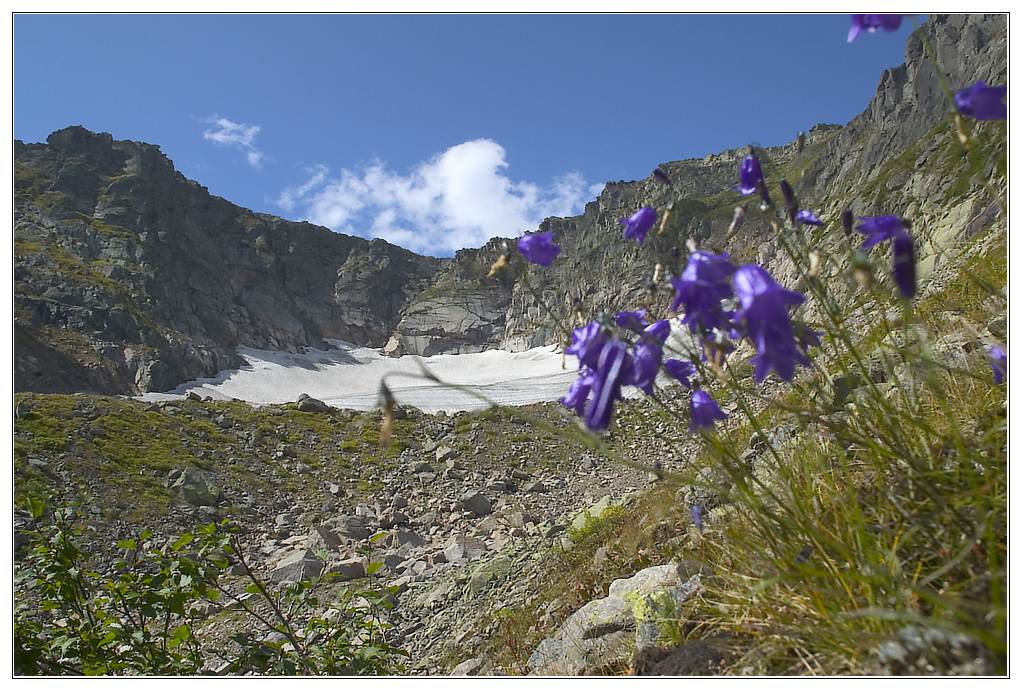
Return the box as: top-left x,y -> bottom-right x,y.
856,215 -> 916,298
559,312 -> 672,431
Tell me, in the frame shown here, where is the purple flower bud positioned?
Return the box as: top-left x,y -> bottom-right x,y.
691,505 -> 703,531
620,207 -> 657,244
847,14 -> 905,43
517,230 -> 560,266
954,81 -> 1007,121
856,215 -> 909,249
690,389 -> 727,431
988,346 -> 1007,384
756,178 -> 773,208
663,358 -> 697,387
585,339 -> 631,431
653,167 -> 672,185
841,209 -> 854,236
733,265 -> 809,383
565,321 -> 608,370
891,231 -> 916,299
736,155 -> 764,196
780,180 -> 798,215
795,210 -> 824,226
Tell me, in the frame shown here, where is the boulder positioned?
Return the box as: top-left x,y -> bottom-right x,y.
443,534 -> 487,563
459,490 -> 492,517
326,556 -> 367,581
269,549 -> 324,583
296,393 -> 331,413
335,515 -> 370,540
306,525 -> 343,553
170,468 -> 220,507
527,563 -> 701,675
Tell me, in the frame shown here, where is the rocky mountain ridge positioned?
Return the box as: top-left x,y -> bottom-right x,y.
14,14 -> 1006,396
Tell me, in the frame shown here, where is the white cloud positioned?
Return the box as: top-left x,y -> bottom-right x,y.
276,139 -> 600,256
202,116 -> 264,169
275,164 -> 329,211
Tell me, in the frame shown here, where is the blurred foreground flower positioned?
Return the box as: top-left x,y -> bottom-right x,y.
733,265 -> 809,382
625,320 -> 671,395
847,14 -> 905,43
652,167 -> 672,185
737,154 -> 764,195
620,207 -> 657,244
517,230 -> 560,266
560,367 -> 595,416
664,358 -> 697,387
891,232 -> 917,298
565,321 -> 608,370
987,346 -> 1007,384
585,339 -> 631,431
690,390 -> 727,431
857,215 -> 917,298
796,210 -> 824,226
856,215 -> 909,249
954,81 -> 1007,120
671,251 -> 737,333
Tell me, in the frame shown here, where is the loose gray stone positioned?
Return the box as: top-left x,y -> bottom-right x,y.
269,550 -> 324,583
459,491 -> 492,517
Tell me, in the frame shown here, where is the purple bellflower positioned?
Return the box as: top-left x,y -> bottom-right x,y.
856,215 -> 910,249
733,265 -> 809,383
625,320 -> 671,394
653,167 -> 672,185
988,346 -> 1007,384
560,367 -> 595,417
614,309 -> 648,332
954,81 -> 1007,120
517,231 -> 560,266
620,207 -> 657,244
690,390 -> 727,431
584,339 -> 631,431
565,321 -> 608,370
847,14 -> 905,43
737,154 -> 764,195
663,358 -> 697,387
671,251 -> 737,333
795,210 -> 824,226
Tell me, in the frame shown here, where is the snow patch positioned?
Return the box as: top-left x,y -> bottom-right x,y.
138,341 -> 581,413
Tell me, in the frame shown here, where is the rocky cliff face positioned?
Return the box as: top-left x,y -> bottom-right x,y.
388,13 -> 1006,353
14,129 -> 444,393
14,14 -> 1005,395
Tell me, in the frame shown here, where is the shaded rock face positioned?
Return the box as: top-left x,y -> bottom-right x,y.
14,128 -> 443,394
13,15 -> 1006,397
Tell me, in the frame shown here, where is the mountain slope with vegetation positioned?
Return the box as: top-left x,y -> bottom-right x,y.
13,13 -> 1006,677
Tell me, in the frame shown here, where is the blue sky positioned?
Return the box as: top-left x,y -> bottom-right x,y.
14,13 -> 917,256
